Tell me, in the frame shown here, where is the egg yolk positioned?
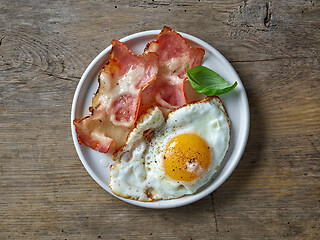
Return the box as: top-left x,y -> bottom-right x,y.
163,133 -> 211,182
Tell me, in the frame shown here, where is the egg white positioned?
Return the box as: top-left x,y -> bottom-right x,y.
109,97 -> 230,201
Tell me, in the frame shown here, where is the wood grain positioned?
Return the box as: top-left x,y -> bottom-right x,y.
1,0 -> 319,239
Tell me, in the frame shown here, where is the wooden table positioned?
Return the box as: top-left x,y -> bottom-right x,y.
1,0 -> 319,239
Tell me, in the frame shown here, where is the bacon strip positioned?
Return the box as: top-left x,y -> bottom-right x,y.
74,40 -> 158,153
138,26 -> 205,118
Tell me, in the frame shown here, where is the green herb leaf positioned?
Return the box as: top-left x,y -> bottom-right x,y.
186,63 -> 237,96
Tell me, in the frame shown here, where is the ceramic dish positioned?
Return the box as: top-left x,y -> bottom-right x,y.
71,30 -> 250,209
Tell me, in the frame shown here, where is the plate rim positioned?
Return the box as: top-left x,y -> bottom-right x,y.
71,29 -> 250,209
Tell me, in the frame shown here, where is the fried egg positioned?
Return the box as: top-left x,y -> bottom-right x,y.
109,97 -> 230,201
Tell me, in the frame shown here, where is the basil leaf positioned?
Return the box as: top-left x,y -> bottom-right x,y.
186,63 -> 237,96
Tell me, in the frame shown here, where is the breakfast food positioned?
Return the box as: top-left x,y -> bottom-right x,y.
73,26 -> 233,201
109,97 -> 230,201
138,26 -> 205,118
73,40 -> 158,152
74,27 -> 205,153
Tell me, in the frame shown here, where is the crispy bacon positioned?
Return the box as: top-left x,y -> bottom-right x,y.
74,40 -> 158,153
138,26 -> 205,118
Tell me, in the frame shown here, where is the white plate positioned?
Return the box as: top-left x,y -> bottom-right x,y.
71,30 -> 250,209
